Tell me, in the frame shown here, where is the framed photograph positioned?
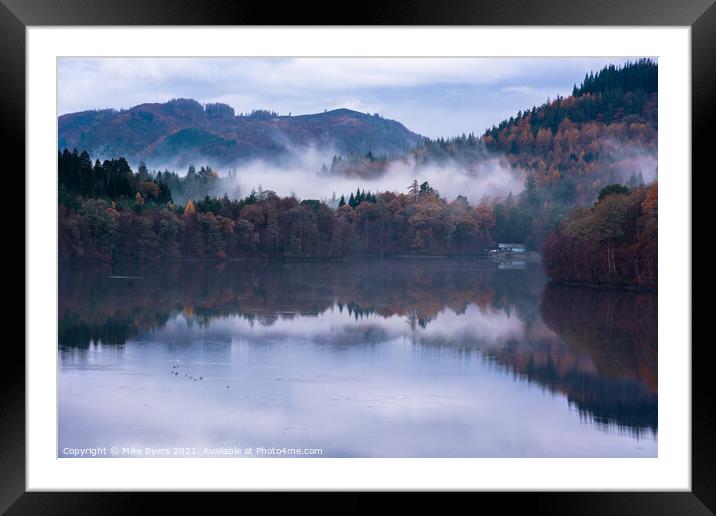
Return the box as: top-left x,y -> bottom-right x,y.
6,0 -> 710,511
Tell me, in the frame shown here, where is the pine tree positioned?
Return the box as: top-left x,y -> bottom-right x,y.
408,180 -> 419,201
419,181 -> 434,196
137,161 -> 149,181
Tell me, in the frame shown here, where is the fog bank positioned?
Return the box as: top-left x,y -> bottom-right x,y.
150,145 -> 526,205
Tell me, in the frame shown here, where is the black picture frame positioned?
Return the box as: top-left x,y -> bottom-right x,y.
4,0 -> 709,512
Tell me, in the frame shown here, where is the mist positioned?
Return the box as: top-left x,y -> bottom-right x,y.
148,144 -> 525,206
601,139 -> 658,185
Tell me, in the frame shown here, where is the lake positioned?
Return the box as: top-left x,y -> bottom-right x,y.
58,259 -> 657,457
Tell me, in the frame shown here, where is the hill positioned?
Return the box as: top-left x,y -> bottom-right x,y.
410,59 -> 658,248
58,101 -> 422,168
418,59 -> 657,201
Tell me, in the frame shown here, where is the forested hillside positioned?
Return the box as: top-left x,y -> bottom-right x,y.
414,59 -> 657,248
58,149 -> 495,262
482,58 -> 656,195
541,183 -> 658,289
58,102 -> 422,168
419,59 -> 657,187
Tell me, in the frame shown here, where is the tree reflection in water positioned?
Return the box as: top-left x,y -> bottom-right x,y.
59,259 -> 656,437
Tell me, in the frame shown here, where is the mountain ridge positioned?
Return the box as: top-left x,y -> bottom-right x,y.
58,99 -> 423,168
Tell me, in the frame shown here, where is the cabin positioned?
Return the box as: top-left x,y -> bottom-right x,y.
496,243 -> 526,253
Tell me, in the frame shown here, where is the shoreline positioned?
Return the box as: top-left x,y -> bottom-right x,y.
547,279 -> 657,292
58,253 -> 503,266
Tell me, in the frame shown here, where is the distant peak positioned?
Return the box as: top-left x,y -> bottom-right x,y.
325,108 -> 361,115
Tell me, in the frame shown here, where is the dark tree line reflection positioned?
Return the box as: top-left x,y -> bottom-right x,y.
59,259 -> 522,346
59,259 -> 656,436
486,283 -> 657,436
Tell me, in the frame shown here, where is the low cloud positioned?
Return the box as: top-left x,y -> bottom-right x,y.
601,139 -> 658,185
153,144 -> 525,205
389,155 -> 525,203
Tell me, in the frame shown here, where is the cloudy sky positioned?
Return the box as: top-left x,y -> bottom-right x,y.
58,57 -> 632,138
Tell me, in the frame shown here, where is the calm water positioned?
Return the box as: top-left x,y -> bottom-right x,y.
58,259 -> 657,457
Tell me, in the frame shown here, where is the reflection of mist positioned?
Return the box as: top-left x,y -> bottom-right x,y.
156,303 -> 525,350
58,260 -> 658,452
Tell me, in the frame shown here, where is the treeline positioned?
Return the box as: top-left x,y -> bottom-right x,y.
485,59 -> 657,141
541,182 -> 657,289
58,150 -> 496,262
239,109 -> 279,120
58,148 -> 173,209
156,164 -> 242,204
338,189 -> 379,208
60,153 -> 242,206
573,59 -> 657,97
324,153 -> 392,178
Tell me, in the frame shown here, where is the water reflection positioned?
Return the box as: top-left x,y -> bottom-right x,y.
59,259 -> 657,457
